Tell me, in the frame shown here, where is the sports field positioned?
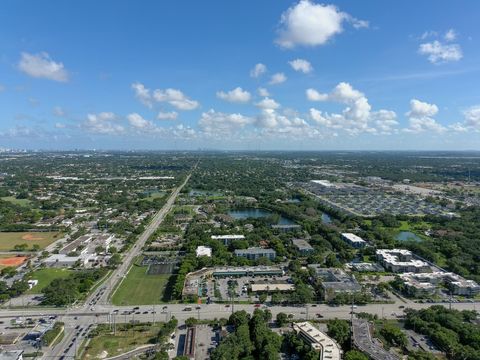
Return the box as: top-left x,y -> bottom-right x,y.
112,263 -> 171,305
0,255 -> 28,269
0,231 -> 63,251
26,268 -> 73,294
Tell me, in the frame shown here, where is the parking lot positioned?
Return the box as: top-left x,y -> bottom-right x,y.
212,275 -> 292,301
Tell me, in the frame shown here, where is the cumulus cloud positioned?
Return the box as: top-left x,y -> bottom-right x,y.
153,88 -> 199,110
55,122 -> 66,129
127,113 -> 156,130
276,1 -> 368,49
216,87 -> 251,103
132,82 -> 153,108
250,63 -> 267,78
419,40 -> 463,64
306,88 -> 328,102
308,82 -> 397,135
405,99 -> 445,133
269,73 -> 287,85
157,111 -> 178,120
255,97 -> 281,110
289,58 -> 313,73
82,112 -> 125,135
131,83 -> 199,110
407,99 -> 439,118
199,109 -> 253,136
258,88 -> 270,97
451,105 -> 480,132
18,52 -> 69,82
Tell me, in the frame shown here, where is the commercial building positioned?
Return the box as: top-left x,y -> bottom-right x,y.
292,239 -> 314,255
341,233 -> 367,248
376,249 -> 430,273
293,322 -> 342,360
400,272 -> 480,297
211,234 -> 245,246
195,246 -> 212,257
250,282 -> 295,292
234,247 -> 276,261
309,265 -> 361,301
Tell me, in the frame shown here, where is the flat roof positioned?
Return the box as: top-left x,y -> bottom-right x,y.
293,322 -> 342,360
341,233 -> 366,243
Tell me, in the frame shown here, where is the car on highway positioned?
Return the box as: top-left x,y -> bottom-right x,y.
183,307 -> 192,311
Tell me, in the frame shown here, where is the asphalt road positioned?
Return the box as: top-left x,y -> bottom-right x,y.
40,169 -> 195,359
84,171 -> 194,308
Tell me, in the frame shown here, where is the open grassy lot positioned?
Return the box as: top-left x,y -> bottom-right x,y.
26,268 -> 73,294
0,196 -> 32,207
0,231 -> 63,251
112,261 -> 171,305
80,323 -> 162,360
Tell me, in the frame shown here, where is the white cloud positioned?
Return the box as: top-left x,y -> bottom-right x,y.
306,88 -> 328,102
269,72 -> 287,85
216,87 -> 251,103
132,82 -> 153,108
289,58 -> 313,73
18,52 -> 69,82
255,97 -> 281,110
308,82 -> 397,135
258,88 -> 270,97
250,63 -> 267,78
407,99 -> 439,118
199,109 -> 253,136
454,105 -> 480,131
157,111 -> 178,120
54,122 -> 66,129
127,113 -> 155,130
82,112 -> 125,135
419,40 -> 462,64
405,99 -> 445,133
444,29 -> 457,42
153,88 -> 199,110
276,0 -> 367,49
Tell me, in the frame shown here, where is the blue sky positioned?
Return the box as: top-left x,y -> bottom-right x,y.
1,0 -> 480,150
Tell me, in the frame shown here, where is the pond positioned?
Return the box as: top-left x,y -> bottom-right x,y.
395,231 -> 422,242
227,208 -> 296,225
321,212 -> 332,224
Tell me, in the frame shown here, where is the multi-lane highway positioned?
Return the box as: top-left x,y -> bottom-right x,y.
85,171 -> 194,308
39,169 -> 195,359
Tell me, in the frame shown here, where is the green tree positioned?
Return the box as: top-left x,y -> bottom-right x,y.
327,319 -> 350,347
276,312 -> 288,327
345,350 -> 369,360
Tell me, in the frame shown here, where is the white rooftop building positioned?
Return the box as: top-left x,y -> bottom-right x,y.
293,322 -> 342,360
211,234 -> 245,245
376,249 -> 430,273
196,246 -> 212,257
341,233 -> 367,248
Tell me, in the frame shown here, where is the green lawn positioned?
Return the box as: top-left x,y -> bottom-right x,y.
26,268 -> 73,294
112,263 -> 171,305
0,231 -> 63,251
146,191 -> 166,201
0,196 -> 31,207
80,323 -> 162,360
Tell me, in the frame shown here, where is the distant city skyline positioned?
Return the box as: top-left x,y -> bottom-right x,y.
1,1 -> 479,150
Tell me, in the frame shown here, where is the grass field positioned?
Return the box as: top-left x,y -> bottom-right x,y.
80,323 -> 161,360
0,231 -> 63,251
112,262 -> 171,305
0,196 -> 32,207
26,268 -> 73,294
